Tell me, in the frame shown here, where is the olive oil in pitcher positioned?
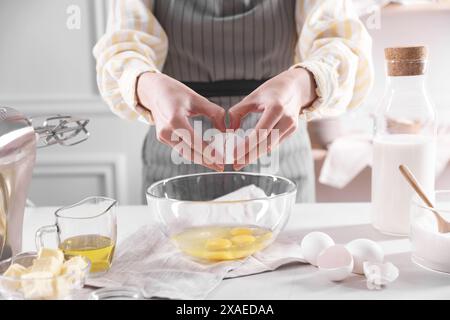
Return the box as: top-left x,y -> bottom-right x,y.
59,234 -> 115,273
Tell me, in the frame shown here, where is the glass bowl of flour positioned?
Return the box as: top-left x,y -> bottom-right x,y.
410,190 -> 450,274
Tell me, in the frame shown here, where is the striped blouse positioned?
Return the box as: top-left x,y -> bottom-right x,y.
93,0 -> 374,124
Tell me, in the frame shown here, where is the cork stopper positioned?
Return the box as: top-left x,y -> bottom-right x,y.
384,46 -> 428,76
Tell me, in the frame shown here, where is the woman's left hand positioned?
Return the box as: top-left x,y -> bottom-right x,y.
228,67 -> 317,170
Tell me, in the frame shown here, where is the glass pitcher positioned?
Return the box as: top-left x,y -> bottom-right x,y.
35,196 -> 117,274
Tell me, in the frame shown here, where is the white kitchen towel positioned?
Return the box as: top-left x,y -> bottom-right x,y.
319,131 -> 450,189
319,134 -> 373,189
85,224 -> 305,300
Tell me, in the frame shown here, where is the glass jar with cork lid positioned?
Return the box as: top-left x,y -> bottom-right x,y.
371,46 -> 437,236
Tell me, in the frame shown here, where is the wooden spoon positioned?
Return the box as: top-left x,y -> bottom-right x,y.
399,164 -> 450,233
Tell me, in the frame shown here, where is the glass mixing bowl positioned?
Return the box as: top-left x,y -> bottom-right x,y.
146,172 -> 297,262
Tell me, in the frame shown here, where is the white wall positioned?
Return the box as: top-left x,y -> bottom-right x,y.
343,6 -> 450,131
0,0 -> 148,206
368,7 -> 450,113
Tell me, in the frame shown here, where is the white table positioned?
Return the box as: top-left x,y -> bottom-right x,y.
23,203 -> 450,300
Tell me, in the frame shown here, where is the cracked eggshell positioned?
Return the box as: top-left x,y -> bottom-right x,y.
210,133 -> 226,162
210,132 -> 246,164
363,261 -> 399,286
346,239 -> 384,274
317,244 -> 354,282
300,232 -> 335,266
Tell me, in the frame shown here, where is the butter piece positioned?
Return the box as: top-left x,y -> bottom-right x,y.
21,272 -> 55,300
31,257 -> 62,276
61,256 -> 88,285
53,277 -> 71,299
2,263 -> 27,291
2,252 -> 87,299
62,256 -> 88,272
38,248 -> 64,265
3,263 -> 28,278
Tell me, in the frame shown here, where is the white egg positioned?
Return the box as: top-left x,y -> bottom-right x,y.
300,232 -> 335,266
210,132 -> 245,164
346,239 -> 384,274
210,133 -> 226,162
317,245 -> 354,282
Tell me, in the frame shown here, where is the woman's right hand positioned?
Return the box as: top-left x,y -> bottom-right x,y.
136,72 -> 226,171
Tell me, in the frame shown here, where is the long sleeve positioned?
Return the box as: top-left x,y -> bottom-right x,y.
93,0 -> 168,124
293,0 -> 374,120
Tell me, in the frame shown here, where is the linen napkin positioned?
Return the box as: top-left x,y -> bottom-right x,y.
86,224 -> 305,299
86,185 -> 306,299
319,133 -> 373,189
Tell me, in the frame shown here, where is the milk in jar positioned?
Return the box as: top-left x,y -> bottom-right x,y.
371,46 -> 436,235
371,134 -> 435,235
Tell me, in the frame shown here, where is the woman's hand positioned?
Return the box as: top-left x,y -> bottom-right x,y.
228,67 -> 317,170
137,72 -> 227,171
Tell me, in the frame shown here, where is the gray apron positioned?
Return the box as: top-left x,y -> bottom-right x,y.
143,0 -> 315,202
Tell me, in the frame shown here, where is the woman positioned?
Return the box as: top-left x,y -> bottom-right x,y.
94,0 -> 373,202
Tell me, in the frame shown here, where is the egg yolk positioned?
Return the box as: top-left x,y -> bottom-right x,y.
205,238 -> 232,250
231,235 -> 256,246
172,225 -> 272,261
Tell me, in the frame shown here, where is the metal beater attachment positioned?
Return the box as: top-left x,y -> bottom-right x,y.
32,115 -> 90,148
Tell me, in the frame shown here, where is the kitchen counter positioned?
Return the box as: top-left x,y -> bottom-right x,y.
23,203 -> 450,300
